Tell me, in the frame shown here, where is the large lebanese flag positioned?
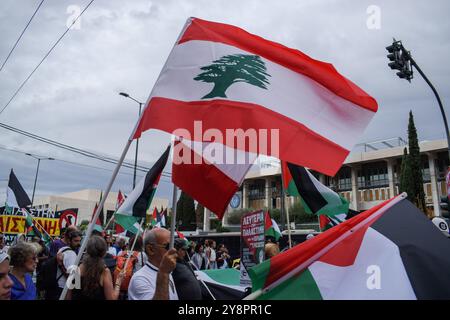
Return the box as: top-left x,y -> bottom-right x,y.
249,195 -> 450,299
133,17 -> 378,176
172,139 -> 256,219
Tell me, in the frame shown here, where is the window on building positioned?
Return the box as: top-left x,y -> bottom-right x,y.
435,151 -> 450,181
336,166 -> 352,191
422,155 -> 431,182
357,162 -> 388,189
248,179 -> 266,200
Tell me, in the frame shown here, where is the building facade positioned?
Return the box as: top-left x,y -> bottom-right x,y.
33,189 -> 169,226
236,139 -> 449,217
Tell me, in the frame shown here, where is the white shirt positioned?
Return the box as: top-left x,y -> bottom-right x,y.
128,261 -> 178,300
107,246 -> 117,256
56,247 -> 77,289
133,251 -> 148,274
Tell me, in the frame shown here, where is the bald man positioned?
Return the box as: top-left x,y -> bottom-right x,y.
128,228 -> 178,300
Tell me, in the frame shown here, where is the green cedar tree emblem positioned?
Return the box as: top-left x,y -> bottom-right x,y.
194,54 -> 271,99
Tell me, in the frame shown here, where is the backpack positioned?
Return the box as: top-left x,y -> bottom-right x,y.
113,251 -> 139,291
38,247 -> 72,291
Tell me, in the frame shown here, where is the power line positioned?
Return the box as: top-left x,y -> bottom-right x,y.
0,0 -> 45,72
0,144 -> 173,183
0,123 -> 172,177
0,0 -> 95,116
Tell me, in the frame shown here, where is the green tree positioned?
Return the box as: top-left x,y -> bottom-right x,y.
194,54 -> 271,99
176,191 -> 196,231
399,111 -> 426,213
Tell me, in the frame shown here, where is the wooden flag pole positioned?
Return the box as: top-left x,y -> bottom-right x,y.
169,183 -> 178,249
59,136 -> 134,300
120,219 -> 145,279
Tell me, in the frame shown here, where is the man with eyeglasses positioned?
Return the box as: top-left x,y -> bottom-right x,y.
128,228 -> 178,300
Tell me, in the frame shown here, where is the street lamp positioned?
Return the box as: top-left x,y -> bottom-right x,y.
386,39 -> 450,160
119,92 -> 143,189
25,153 -> 54,206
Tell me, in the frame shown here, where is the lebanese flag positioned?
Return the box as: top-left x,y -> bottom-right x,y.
249,195 -> 450,299
133,17 -> 378,176
172,139 -> 256,219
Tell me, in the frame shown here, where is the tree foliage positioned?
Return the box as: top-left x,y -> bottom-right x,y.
194,54 -> 271,99
399,111 -> 426,213
176,191 -> 196,231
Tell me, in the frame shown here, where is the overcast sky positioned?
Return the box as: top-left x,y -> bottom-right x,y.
0,0 -> 449,204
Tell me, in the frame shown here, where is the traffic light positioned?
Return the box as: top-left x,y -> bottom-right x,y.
386,39 -> 414,82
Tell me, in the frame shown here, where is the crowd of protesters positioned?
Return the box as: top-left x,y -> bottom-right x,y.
0,228 -> 247,301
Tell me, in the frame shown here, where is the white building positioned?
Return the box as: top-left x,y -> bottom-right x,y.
33,189 -> 169,225
227,138 -> 449,219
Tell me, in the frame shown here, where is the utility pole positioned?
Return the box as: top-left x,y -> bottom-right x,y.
386,39 -> 450,160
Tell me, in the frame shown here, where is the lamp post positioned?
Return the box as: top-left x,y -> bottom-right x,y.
26,153 -> 54,206
119,92 -> 143,189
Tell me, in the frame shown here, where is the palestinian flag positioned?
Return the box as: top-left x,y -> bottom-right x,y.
133,17 -> 378,177
91,192 -> 104,233
6,169 -> 31,209
23,210 -> 41,237
248,195 -> 450,300
195,269 -> 246,300
172,139 -> 256,219
116,190 -> 125,210
283,161 -> 349,231
115,145 -> 170,234
150,207 -> 158,227
157,208 -> 167,228
264,211 -> 281,241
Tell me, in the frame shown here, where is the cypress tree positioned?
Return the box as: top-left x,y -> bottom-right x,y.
407,111 -> 426,212
399,111 -> 426,213
195,203 -> 205,229
176,191 -> 196,230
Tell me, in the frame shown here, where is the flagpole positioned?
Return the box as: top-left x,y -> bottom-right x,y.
23,208 -> 53,240
169,183 -> 178,249
59,137 -> 134,300
186,253 -> 217,300
280,165 -> 292,249
121,219 -> 144,276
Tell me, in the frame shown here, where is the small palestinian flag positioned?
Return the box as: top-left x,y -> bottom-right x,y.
150,207 -> 158,227
91,201 -> 103,233
23,210 -> 42,239
264,211 -> 281,241
282,161 -> 349,231
115,145 -> 170,234
249,195 -> 450,300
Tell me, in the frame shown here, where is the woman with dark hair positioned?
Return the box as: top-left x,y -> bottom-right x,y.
8,242 -> 39,300
69,235 -> 123,300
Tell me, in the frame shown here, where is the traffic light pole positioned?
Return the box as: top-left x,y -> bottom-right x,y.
408,56 -> 450,160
